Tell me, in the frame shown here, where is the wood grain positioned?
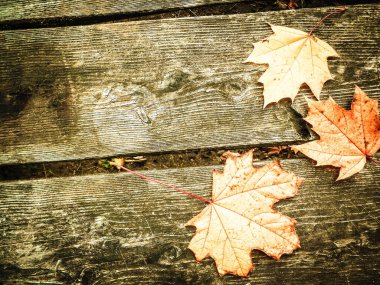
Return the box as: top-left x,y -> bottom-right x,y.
0,4 -> 379,165
0,0 -> 244,23
0,157 -> 379,284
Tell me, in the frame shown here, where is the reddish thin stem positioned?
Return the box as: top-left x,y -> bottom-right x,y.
115,164 -> 212,204
367,156 -> 380,167
308,6 -> 348,36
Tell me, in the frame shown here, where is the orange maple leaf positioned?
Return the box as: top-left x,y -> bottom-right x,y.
244,24 -> 339,107
292,86 -> 380,180
186,150 -> 302,277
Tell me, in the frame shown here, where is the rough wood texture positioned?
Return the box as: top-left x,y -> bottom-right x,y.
1,5 -> 379,165
0,0 -> 244,23
0,158 -> 379,284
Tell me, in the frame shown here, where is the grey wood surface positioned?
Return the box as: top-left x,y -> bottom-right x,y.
0,0 -> 245,23
0,4 -> 379,165
0,157 -> 379,284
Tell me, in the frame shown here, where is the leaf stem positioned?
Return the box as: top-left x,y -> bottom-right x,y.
367,156 -> 380,167
308,6 -> 348,36
112,163 -> 212,204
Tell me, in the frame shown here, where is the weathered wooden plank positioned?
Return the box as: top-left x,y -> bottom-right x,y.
0,0 -> 246,23
0,157 -> 379,284
0,5 -> 379,165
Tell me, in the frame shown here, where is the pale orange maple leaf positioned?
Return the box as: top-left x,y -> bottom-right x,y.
244,24 -> 339,107
292,86 -> 380,180
186,150 -> 302,277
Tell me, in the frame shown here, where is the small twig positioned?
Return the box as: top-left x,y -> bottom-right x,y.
308,6 -> 348,36
228,3 -> 238,11
73,162 -> 82,175
111,162 -> 211,204
42,163 -> 48,178
188,9 -> 197,16
55,259 -> 62,277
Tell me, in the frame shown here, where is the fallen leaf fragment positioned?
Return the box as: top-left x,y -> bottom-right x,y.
292,86 -> 380,180
110,158 -> 125,169
186,150 -> 302,277
244,24 -> 339,107
267,146 -> 288,156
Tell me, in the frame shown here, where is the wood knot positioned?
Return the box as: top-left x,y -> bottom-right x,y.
158,69 -> 190,92
147,244 -> 182,265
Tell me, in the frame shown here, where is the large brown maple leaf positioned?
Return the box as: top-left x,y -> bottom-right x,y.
186,150 -> 302,277
292,86 -> 380,180
244,24 -> 339,107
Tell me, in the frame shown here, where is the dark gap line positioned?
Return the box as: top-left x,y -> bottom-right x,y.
1,0 -> 281,31
0,0 -> 378,31
0,145 -> 305,182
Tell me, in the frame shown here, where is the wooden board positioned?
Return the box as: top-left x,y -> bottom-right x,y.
0,4 -> 379,165
0,158 -> 379,284
0,0 -> 244,23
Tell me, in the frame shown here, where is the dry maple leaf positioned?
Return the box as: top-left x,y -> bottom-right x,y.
292,86 -> 380,180
244,24 -> 339,107
186,150 -> 302,277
